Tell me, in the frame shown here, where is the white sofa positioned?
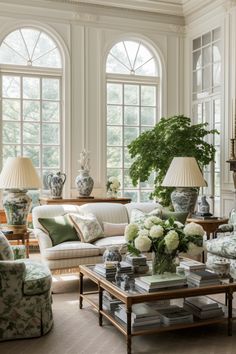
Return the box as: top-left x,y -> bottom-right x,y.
32,202 -> 160,273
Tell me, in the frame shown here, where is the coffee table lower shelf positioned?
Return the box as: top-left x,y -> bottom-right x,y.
79,265 -> 236,354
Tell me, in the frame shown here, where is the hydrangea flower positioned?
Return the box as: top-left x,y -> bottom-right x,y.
134,235 -> 152,252
183,222 -> 205,237
149,225 -> 164,238
164,230 -> 179,252
124,224 -> 139,242
144,216 -> 162,229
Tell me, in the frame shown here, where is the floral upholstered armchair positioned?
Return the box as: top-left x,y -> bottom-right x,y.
0,232 -> 53,341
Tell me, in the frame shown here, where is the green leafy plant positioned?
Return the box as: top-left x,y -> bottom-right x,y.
128,115 -> 219,207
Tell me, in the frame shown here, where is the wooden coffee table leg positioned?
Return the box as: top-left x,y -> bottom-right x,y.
79,272 -> 83,309
99,284 -> 103,326
228,289 -> 233,336
126,305 -> 132,354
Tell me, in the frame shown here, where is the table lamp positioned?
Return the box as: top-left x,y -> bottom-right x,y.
0,157 -> 41,231
162,157 -> 206,215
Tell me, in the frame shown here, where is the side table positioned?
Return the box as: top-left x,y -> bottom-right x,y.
3,230 -> 30,258
187,217 -> 229,240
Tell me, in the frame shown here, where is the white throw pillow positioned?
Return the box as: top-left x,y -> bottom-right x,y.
130,208 -> 162,227
103,222 -> 128,237
69,213 -> 104,243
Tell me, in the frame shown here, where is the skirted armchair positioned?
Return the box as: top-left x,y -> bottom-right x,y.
0,232 -> 53,341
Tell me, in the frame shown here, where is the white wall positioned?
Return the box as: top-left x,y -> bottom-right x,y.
0,1 -> 185,198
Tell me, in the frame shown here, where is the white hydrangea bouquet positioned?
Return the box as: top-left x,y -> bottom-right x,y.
106,176 -> 120,198
124,216 -> 205,274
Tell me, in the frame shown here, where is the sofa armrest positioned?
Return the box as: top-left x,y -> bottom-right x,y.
34,228 -> 53,254
0,261 -> 26,304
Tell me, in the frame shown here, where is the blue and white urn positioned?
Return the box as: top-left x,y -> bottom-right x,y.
75,169 -> 94,197
47,172 -> 66,199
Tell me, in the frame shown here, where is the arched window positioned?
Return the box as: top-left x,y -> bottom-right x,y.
106,40 -> 159,202
0,28 -> 62,190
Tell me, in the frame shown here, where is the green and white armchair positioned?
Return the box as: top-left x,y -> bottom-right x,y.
0,232 -> 53,341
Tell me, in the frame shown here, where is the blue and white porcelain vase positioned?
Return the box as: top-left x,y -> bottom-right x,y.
3,190 -> 31,227
103,246 -> 122,262
75,169 -> 94,197
47,172 -> 66,199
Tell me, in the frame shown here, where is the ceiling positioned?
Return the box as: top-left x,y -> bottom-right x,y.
45,0 -> 219,17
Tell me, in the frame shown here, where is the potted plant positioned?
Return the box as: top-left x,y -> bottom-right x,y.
128,115 -> 218,208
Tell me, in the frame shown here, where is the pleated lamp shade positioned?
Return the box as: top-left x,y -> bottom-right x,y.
162,157 -> 206,187
0,157 -> 41,190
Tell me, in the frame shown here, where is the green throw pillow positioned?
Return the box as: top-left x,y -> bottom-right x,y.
38,215 -> 79,246
161,210 -> 189,224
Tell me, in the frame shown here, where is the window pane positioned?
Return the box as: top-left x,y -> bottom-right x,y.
124,190 -> 138,202
141,86 -> 156,106
23,77 -> 40,99
2,76 -> 20,98
214,99 -> 221,123
107,105 -> 122,125
124,85 -> 139,105
140,191 -> 153,202
42,123 -> 60,144
202,32 -> 211,45
124,106 -> 139,126
21,28 -> 40,58
106,54 -> 130,74
124,127 -> 139,146
33,48 -> 61,68
107,168 -> 122,182
193,70 -> 202,92
124,41 -> 139,68
213,63 -> 221,87
23,145 -> 40,167
124,147 -> 133,168
23,123 -> 40,144
110,42 -> 131,69
135,45 -> 152,70
193,50 -> 201,70
213,28 -> 221,41
107,84 -> 122,104
0,43 -> 26,65
203,66 -> 211,90
3,122 -> 20,143
42,101 -> 59,122
203,46 -> 211,66
2,99 -> 20,121
107,147 -> 122,168
213,43 -> 221,62
107,126 -> 122,146
193,37 -> 201,50
140,172 -> 155,188
42,79 -> 59,100
2,145 -> 20,164
23,100 -> 40,121
141,107 -> 155,125
124,169 -> 134,188
135,58 -> 156,76
42,146 -> 60,168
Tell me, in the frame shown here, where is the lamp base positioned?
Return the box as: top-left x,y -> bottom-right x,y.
3,190 -> 31,228
171,187 -> 198,215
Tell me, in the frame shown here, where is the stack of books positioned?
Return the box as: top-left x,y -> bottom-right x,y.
94,263 -> 117,281
180,259 -> 206,273
114,303 -> 161,330
187,270 -> 220,287
183,296 -> 224,319
94,261 -> 133,281
102,291 -> 122,312
125,254 -> 149,273
135,273 -> 187,293
157,305 -> 193,326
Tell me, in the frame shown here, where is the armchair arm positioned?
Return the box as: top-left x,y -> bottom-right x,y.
33,228 -> 52,255
0,261 -> 26,306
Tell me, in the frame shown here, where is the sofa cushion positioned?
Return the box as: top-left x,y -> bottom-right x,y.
44,241 -> 100,260
130,208 -> 162,227
206,235 -> 236,259
69,213 -> 104,243
15,259 -> 52,295
103,222 -> 128,237
38,215 -> 79,246
125,202 -> 162,220
79,203 -> 129,226
0,232 -> 14,260
93,236 -> 126,255
161,209 -> 189,224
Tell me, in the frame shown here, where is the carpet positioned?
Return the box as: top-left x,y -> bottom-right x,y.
1,274 -> 236,354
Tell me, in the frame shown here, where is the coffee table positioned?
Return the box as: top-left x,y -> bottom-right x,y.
79,265 -> 236,354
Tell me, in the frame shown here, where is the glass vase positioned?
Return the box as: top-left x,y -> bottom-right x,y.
107,190 -> 118,199
152,252 -> 177,275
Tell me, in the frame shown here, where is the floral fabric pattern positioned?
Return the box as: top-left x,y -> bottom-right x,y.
69,213 -> 104,243
12,245 -> 26,259
130,208 -> 162,227
0,243 -> 53,341
206,252 -> 236,278
0,233 -> 14,260
206,235 -> 236,259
